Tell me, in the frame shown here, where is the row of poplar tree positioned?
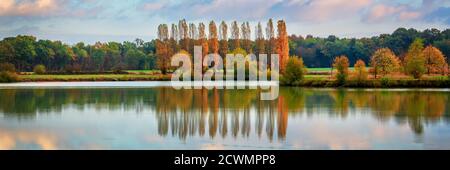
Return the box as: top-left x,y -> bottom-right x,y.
155,19 -> 290,74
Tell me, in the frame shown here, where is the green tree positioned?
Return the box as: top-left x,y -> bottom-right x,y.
404,39 -> 426,79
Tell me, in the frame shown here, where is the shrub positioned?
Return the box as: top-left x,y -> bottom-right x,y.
381,77 -> 390,87
333,55 -> 349,86
65,64 -> 81,74
0,71 -> 19,83
33,64 -> 46,74
112,63 -> 128,74
282,57 -> 306,85
0,63 -> 16,72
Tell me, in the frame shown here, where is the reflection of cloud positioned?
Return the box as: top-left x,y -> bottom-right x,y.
145,135 -> 165,143
200,143 -> 225,150
0,129 -> 58,150
309,122 -> 371,150
0,134 -> 16,150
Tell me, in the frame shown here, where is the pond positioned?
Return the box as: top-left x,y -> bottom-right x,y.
0,82 -> 449,150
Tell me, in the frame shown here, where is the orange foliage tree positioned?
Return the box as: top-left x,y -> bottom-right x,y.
423,45 -> 448,75
276,20 -> 289,74
353,59 -> 368,82
370,48 -> 400,78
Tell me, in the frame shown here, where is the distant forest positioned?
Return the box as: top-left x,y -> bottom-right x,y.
291,28 -> 450,68
0,23 -> 449,72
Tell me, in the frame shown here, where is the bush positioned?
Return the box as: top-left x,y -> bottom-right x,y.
33,64 -> 46,74
336,73 -> 347,86
282,57 -> 306,85
112,63 -> 128,74
0,63 -> 16,72
381,77 -> 390,87
65,64 -> 81,74
0,71 -> 19,82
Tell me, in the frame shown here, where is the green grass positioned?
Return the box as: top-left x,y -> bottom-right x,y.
126,70 -> 161,74
307,67 -> 356,72
304,75 -> 330,80
19,74 -> 170,82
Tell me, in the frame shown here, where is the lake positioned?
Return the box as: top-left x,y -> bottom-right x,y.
0,82 -> 449,150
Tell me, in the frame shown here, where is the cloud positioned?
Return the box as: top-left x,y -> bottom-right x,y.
0,0 -> 100,18
363,0 -> 449,23
141,1 -> 166,11
364,4 -> 422,22
0,0 -> 62,17
140,0 -> 281,21
272,0 -> 372,22
137,0 -> 449,26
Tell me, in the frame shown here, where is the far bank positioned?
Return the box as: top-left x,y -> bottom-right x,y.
1,73 -> 448,88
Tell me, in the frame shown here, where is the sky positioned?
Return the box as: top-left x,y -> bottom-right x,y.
0,0 -> 449,44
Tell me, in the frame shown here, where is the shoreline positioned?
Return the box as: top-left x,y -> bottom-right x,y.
1,76 -> 449,88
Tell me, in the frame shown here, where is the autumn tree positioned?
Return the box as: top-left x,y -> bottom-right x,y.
354,59 -> 368,82
266,19 -> 275,69
178,19 -> 189,52
156,24 -> 171,74
422,45 -> 447,75
198,23 -> 209,66
276,20 -> 289,74
241,22 -> 252,53
404,39 -> 426,79
370,48 -> 400,78
255,22 -> 266,57
170,24 -> 180,55
187,23 -> 198,56
219,21 -> 228,59
333,55 -> 350,85
230,21 -> 240,50
209,21 -> 219,54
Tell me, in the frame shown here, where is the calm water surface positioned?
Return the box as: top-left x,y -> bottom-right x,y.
0,82 -> 449,150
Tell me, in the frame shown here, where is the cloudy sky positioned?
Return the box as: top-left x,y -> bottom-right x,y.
0,0 -> 449,44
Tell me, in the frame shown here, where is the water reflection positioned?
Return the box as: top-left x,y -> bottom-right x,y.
1,88 -> 449,141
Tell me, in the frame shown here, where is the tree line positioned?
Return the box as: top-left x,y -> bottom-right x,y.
0,21 -> 449,74
290,28 -> 450,68
0,36 -> 157,72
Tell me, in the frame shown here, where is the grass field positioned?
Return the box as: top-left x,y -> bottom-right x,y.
7,68 -> 448,84
19,74 -> 170,82
126,70 -> 161,74
307,67 -> 356,72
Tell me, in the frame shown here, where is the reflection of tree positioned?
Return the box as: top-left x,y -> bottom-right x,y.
1,88 -> 449,138
329,89 -> 350,117
277,96 -> 288,140
368,91 -> 402,121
